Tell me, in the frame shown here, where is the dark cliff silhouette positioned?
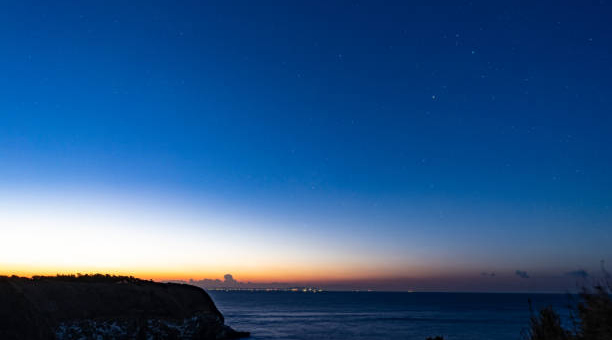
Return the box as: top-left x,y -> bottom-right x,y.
0,274 -> 249,340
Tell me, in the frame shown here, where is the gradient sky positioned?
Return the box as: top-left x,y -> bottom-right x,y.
1,1 -> 611,291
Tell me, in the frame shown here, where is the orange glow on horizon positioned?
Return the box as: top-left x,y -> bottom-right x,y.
0,189 -> 478,286
0,261 -> 454,284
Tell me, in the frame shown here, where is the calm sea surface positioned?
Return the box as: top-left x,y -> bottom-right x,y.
208,291 -> 572,340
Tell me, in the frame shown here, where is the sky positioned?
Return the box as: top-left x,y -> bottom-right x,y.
1,1 -> 611,292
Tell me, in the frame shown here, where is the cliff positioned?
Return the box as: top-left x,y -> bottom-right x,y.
0,274 -> 249,340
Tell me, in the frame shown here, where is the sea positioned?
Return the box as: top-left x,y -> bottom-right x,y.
208,291 -> 573,340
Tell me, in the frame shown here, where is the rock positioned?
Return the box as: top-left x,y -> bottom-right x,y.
0,275 -> 250,340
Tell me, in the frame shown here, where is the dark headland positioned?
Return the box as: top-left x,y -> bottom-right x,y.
0,274 -> 250,340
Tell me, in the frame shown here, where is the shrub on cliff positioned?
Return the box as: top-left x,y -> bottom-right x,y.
524,305 -> 571,340
576,284 -> 612,339
524,283 -> 612,340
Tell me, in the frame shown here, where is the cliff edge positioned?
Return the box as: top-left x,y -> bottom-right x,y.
0,274 -> 249,340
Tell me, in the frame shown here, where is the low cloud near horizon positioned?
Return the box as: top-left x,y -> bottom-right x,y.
223,274 -> 238,284
565,269 -> 589,279
166,274 -> 298,290
162,268 -> 609,292
515,270 -> 529,279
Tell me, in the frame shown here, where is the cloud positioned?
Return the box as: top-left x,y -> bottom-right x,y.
166,274 -> 300,290
565,269 -> 589,279
515,270 -> 529,279
224,274 -> 237,284
480,272 -> 496,277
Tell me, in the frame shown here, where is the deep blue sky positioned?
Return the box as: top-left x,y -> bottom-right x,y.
1,1 -> 611,290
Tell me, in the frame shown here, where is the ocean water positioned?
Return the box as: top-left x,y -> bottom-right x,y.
208,291 -> 572,340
